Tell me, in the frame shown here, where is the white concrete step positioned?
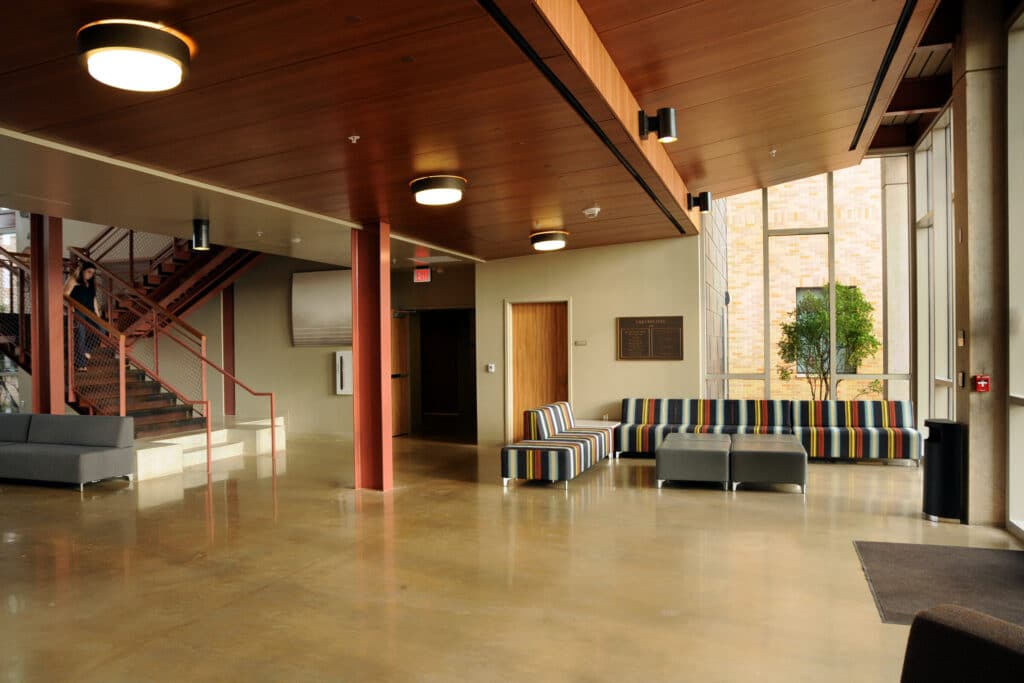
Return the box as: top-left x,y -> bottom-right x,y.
227,424 -> 286,455
133,418 -> 287,481
182,440 -> 246,468
134,440 -> 184,481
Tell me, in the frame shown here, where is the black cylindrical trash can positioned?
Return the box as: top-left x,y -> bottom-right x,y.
923,419 -> 968,523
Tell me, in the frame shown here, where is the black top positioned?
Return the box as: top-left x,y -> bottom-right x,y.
70,282 -> 96,311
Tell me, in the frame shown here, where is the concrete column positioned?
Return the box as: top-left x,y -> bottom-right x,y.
351,223 -> 393,491
951,0 -> 1009,525
29,214 -> 65,414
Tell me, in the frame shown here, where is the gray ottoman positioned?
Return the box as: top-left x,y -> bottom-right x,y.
656,432 -> 731,490
730,434 -> 807,493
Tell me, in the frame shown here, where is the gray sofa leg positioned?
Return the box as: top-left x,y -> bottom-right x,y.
657,479 -> 664,489
502,478 -> 511,488
723,482 -> 729,492
79,483 -> 84,493
732,482 -> 739,492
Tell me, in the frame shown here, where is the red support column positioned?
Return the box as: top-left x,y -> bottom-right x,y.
351,222 -> 393,491
29,214 -> 65,414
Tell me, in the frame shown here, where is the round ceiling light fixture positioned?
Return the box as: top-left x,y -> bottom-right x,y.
530,230 -> 569,252
77,19 -> 196,92
409,175 -> 467,206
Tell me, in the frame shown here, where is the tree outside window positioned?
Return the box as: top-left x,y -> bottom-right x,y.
777,284 -> 880,400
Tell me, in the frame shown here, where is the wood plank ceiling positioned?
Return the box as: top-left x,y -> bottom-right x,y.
0,0 -> 935,260
580,0 -> 940,197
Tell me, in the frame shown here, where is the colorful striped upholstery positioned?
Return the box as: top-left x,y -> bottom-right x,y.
793,401 -> 921,460
501,440 -> 593,482
524,402 -> 614,460
504,402 -> 613,484
618,399 -> 793,453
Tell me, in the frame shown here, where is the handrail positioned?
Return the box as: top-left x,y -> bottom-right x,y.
63,295 -> 126,340
92,230 -> 129,264
83,225 -> 117,255
68,246 -> 206,342
64,296 -> 128,416
160,326 -> 277,457
0,246 -> 30,273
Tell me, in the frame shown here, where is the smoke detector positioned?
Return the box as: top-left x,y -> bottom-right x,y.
582,205 -> 601,219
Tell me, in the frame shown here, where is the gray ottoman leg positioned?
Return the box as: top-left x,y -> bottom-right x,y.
657,479 -> 665,489
732,482 -> 739,492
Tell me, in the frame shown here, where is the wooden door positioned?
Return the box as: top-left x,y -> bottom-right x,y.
510,302 -> 568,442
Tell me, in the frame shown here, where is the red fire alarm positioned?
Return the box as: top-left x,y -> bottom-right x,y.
972,374 -> 991,393
413,266 -> 431,283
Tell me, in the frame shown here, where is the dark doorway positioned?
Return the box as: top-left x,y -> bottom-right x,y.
417,309 -> 477,442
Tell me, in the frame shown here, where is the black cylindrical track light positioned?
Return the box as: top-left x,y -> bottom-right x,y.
687,191 -> 713,213
192,218 -> 210,251
638,107 -> 678,144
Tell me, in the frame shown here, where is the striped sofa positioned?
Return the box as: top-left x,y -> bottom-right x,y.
617,399 -> 792,454
793,400 -> 921,461
501,402 -> 615,487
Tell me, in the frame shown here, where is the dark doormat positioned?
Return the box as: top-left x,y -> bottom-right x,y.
854,541 -> 1024,627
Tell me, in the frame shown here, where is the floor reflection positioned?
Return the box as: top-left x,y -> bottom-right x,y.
0,436 -> 1019,682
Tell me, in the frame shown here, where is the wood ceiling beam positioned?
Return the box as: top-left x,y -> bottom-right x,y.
886,75 -> 951,116
869,111 -> 938,151
486,0 -> 698,235
918,0 -> 961,47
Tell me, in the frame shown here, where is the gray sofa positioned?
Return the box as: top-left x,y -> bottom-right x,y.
0,414 -> 135,490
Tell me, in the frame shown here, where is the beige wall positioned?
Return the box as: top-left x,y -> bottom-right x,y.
233,255 -> 353,441
392,265 -> 474,311
475,237 -> 702,447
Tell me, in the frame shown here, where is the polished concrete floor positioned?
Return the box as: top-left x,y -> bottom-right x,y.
0,437 -> 1019,682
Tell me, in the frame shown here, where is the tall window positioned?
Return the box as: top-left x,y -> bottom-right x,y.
914,113 -> 955,425
1008,19 -> 1024,539
709,157 -> 913,401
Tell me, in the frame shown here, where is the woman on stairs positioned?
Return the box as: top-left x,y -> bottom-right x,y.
63,261 -> 102,371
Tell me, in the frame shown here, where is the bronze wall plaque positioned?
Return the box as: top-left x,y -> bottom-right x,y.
616,316 -> 684,360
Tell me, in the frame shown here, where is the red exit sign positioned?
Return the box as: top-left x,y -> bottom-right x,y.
413,266 -> 431,283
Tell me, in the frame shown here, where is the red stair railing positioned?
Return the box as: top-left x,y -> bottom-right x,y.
83,226 -> 177,290
0,248 -> 31,371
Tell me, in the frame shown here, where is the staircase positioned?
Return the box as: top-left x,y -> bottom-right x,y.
85,228 -> 262,323
0,237 -> 275,450
69,351 -> 208,438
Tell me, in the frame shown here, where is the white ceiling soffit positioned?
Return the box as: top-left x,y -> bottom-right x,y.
0,126 -> 360,266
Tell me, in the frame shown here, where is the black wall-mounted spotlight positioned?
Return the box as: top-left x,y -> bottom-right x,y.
687,191 -> 713,213
638,107 -> 678,143
192,218 -> 210,251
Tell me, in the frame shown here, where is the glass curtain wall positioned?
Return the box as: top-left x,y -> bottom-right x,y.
1008,20 -> 1024,538
711,156 -> 913,401
913,112 -> 956,428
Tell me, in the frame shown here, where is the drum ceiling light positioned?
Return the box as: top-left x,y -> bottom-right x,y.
530,230 -> 569,252
410,176 -> 467,206
77,19 -> 196,92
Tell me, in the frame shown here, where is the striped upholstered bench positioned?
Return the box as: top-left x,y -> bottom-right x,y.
501,402 -> 614,487
792,400 -> 921,461
617,399 -> 792,455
